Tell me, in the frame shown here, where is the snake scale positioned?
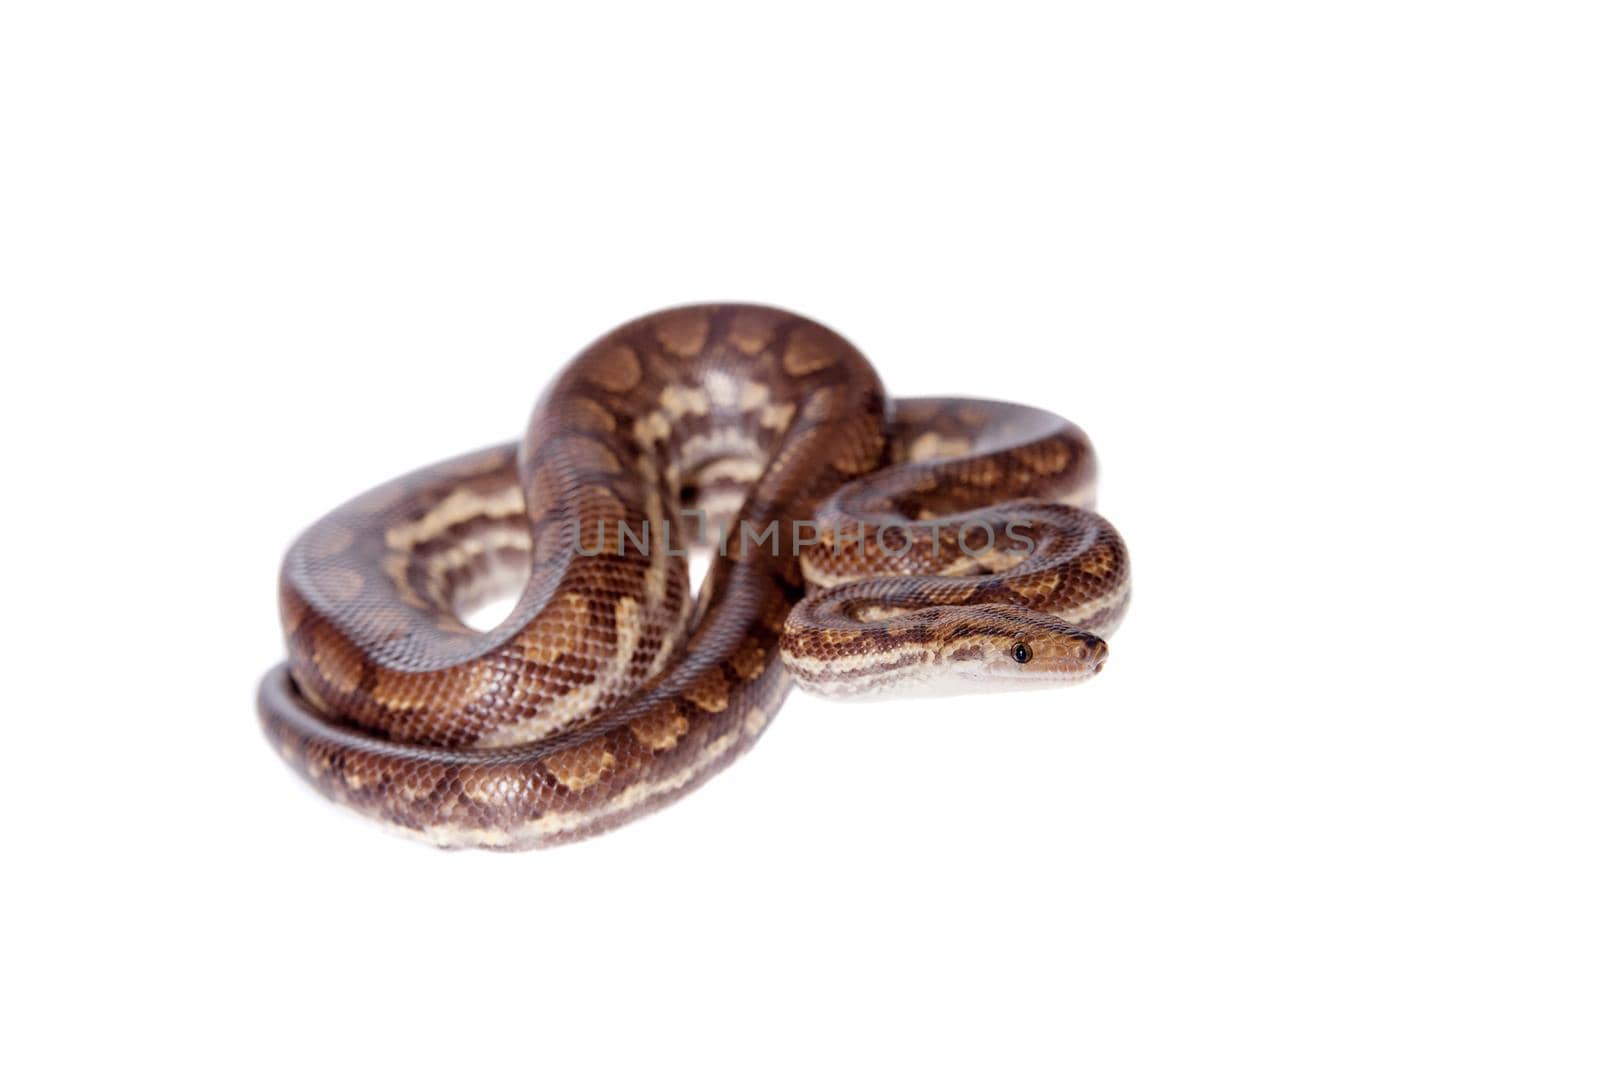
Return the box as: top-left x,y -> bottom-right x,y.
258,305 -> 1130,848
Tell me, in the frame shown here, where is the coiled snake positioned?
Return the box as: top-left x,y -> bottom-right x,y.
258,305 -> 1130,848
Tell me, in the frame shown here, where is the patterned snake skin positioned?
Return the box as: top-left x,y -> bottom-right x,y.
258,305 -> 1130,848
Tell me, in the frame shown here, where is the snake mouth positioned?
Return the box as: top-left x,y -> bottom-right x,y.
1045,636 -> 1107,680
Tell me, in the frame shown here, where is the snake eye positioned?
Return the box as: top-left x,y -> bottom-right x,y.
1011,642 -> 1033,664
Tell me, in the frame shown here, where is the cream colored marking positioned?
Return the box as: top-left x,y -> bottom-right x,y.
639,461 -> 670,610
783,642 -> 935,676
744,705 -> 770,736
679,426 -> 763,471
759,402 -> 795,432
442,451 -> 514,479
799,555 -> 856,588
933,556 -> 985,578
634,410 -> 672,449
908,432 -> 972,462
692,489 -> 748,527
461,768 -> 525,806
964,545 -> 1024,573
647,628 -> 679,675
1057,482 -> 1096,508
704,370 -> 739,408
854,604 -> 915,622
300,684 -> 331,714
644,557 -> 670,607
695,456 -> 767,484
423,525 -> 532,585
1055,582 -> 1132,630
385,485 -> 525,551
477,595 -> 645,747
660,384 -> 710,419
396,824 -> 518,849
737,380 -> 771,412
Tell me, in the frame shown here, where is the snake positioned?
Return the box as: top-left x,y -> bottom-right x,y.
258,304 -> 1130,849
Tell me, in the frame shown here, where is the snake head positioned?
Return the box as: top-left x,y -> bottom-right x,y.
935,606 -> 1108,691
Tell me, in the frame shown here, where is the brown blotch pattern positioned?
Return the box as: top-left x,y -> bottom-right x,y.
585,343 -> 642,392
629,705 -> 691,751
654,308 -> 711,358
783,324 -> 840,375
727,307 -> 778,354
685,670 -> 730,713
729,638 -> 768,681
544,738 -> 616,792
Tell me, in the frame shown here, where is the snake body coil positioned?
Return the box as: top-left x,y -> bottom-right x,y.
259,305 -> 1130,848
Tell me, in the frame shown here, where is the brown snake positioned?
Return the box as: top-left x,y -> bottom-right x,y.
258,304 -> 1130,848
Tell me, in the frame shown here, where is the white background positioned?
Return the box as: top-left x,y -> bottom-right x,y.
3,2 -> 1595,1063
